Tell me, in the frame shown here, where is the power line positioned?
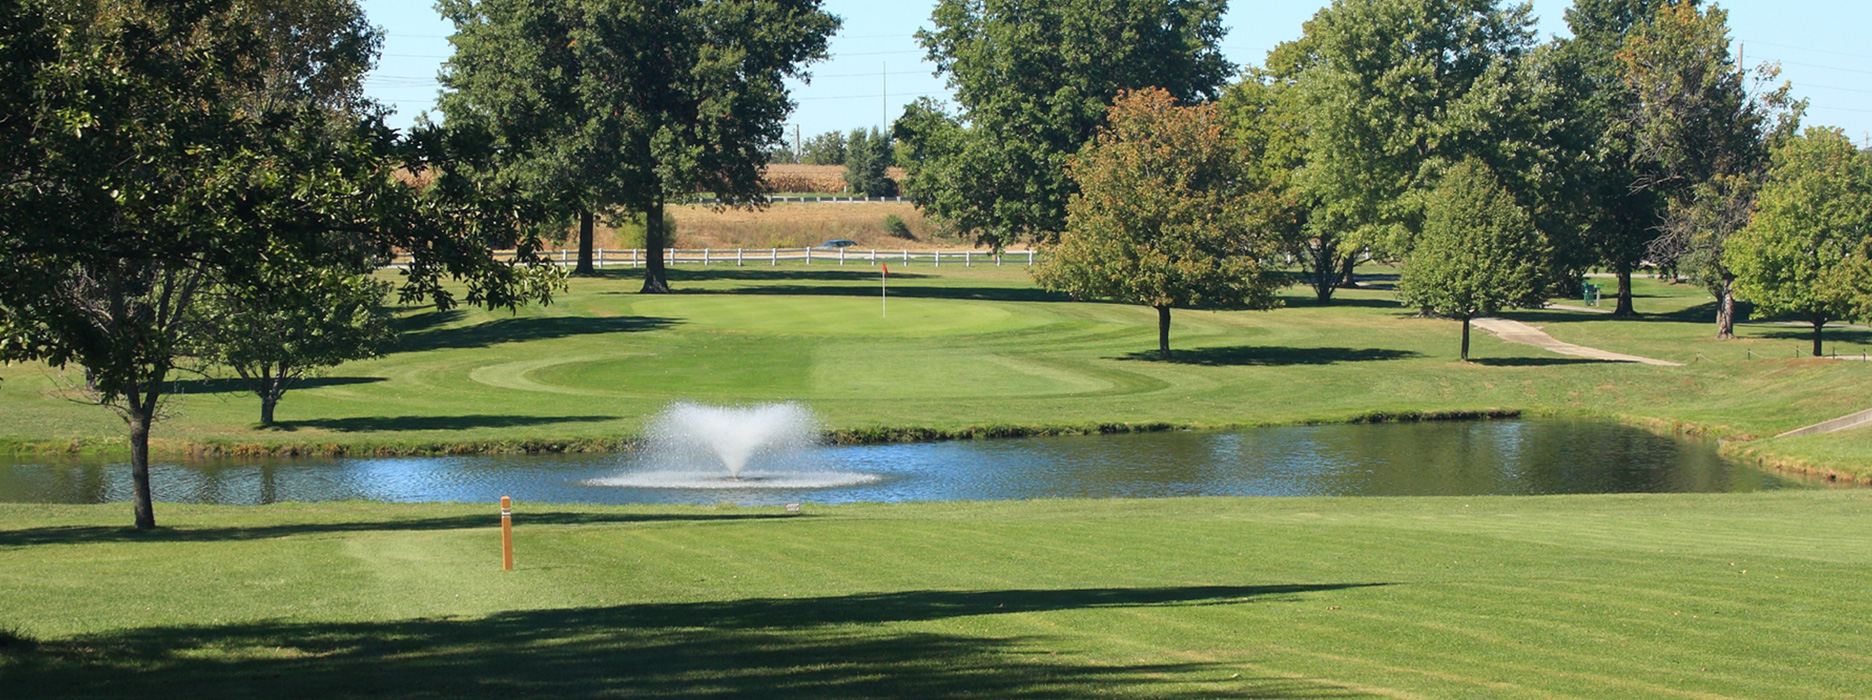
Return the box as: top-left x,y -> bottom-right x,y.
1737,38 -> 1872,63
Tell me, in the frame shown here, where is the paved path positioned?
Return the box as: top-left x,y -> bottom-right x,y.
1470,318 -> 1684,366
1546,303 -> 1613,314
1776,407 -> 1872,438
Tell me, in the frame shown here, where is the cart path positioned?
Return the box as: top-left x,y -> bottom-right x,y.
1776,407 -> 1872,438
1470,318 -> 1684,366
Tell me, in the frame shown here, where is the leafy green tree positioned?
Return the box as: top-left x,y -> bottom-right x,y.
843,127 -> 897,197
193,271 -> 396,426
0,0 -> 552,530
1552,0 -> 1682,315
435,0 -> 838,291
1294,0 -> 1557,268
897,0 -> 1233,250
799,130 -> 849,165
1726,128 -> 1872,357
1218,44 -> 1321,300
1033,89 -> 1284,361
1613,1 -> 1799,329
1398,160 -> 1551,361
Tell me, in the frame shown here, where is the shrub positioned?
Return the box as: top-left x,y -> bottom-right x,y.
884,214 -> 915,240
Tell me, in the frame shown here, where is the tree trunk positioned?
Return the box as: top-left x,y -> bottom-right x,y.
1813,320 -> 1826,358
640,198 -> 670,293
1714,276 -> 1736,340
1338,253 -> 1358,288
1613,263 -> 1636,316
1308,238 -> 1339,303
258,364 -> 277,426
1460,315 -> 1472,362
1156,304 -> 1172,361
575,209 -> 596,276
128,408 -> 155,530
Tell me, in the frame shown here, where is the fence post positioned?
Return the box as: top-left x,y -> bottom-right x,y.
870,248 -> 877,265
903,249 -> 910,266
996,253 -> 1001,267
666,248 -> 673,266
703,248 -> 710,266
965,250 -> 971,267
560,249 -> 568,265
839,247 -> 845,265
737,248 -> 743,266
597,248 -> 605,269
805,247 -> 811,265
934,250 -> 940,268
1027,250 -> 1034,266
771,247 -> 777,266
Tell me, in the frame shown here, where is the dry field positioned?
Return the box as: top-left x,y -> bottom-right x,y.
570,201 -> 980,251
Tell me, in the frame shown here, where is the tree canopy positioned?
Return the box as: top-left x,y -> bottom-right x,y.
0,0 -> 552,529
433,0 -> 838,290
1294,0 -> 1557,264
1032,88 -> 1284,361
1397,160 -> 1551,361
896,0 -> 1234,250
1726,127 -> 1872,357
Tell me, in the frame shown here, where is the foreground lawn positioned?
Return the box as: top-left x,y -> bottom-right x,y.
2,493 -> 1869,698
0,264 -> 1867,478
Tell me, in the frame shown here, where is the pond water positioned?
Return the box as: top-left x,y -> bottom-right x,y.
0,420 -> 1801,506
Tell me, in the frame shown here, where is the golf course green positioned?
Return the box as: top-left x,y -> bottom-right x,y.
4,263 -> 1871,698
1,263 -> 1865,479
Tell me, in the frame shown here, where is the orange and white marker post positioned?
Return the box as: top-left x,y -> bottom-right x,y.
500,496 -> 514,571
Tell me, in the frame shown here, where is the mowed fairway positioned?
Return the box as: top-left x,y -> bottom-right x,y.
3,493 -> 1870,698
0,263 -> 1866,477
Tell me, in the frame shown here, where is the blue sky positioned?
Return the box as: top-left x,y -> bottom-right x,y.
361,1 -> 1872,143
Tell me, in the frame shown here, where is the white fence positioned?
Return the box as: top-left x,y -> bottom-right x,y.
388,247 -> 1037,269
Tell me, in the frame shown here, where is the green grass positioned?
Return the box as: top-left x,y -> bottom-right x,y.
3,494 -> 1869,698
0,263 -> 1867,478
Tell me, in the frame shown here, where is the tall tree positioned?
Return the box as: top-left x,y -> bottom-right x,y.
1726,128 -> 1872,357
843,127 -> 897,197
1616,1 -> 1800,333
0,0 -> 552,530
896,0 -> 1234,250
1032,89 -> 1284,361
435,0 -> 838,291
1218,41 -> 1322,301
1293,0 -> 1559,280
1553,0 -> 1681,315
1398,160 -> 1551,361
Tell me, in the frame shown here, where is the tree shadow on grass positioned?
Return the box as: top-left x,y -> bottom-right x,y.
270,414 -> 617,433
720,283 -> 1072,303
0,511 -> 798,547
168,376 -> 387,395
1750,327 -> 1871,345
584,267 -> 937,283
13,584 -> 1383,699
396,316 -> 678,353
1468,356 -> 1613,367
1117,346 -> 1419,366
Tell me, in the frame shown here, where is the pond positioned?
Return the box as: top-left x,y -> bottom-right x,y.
0,419 -> 1803,507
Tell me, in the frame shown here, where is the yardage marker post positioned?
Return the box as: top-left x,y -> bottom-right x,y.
500,496 -> 514,571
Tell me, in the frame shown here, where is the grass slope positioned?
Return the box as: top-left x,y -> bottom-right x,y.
3,494 -> 1869,698
0,264 -> 1867,478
